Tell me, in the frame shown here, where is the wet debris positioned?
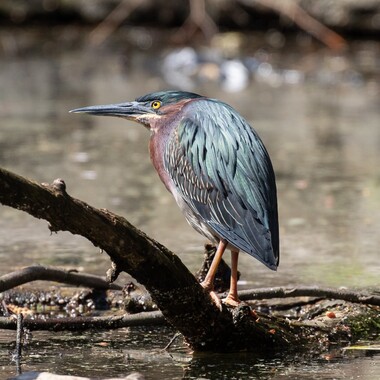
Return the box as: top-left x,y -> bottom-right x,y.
0,283 -> 159,318
0,288 -> 119,317
123,282 -> 158,313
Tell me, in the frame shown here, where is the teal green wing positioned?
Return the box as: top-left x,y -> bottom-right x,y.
164,99 -> 279,270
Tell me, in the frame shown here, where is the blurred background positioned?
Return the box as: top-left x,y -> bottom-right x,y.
0,0 -> 379,287
0,1 -> 380,379
0,0 -> 380,287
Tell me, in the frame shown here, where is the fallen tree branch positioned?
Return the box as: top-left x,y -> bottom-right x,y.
1,167 -> 297,351
0,266 -> 122,293
0,166 -> 379,352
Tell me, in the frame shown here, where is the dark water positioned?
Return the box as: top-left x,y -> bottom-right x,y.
0,327 -> 379,379
0,29 -> 379,378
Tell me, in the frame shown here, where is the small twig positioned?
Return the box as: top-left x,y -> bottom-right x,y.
14,313 -> 23,375
163,332 -> 182,351
0,266 -> 122,292
1,300 -> 9,316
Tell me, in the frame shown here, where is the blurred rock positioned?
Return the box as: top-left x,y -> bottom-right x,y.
220,59 -> 249,92
162,47 -> 198,89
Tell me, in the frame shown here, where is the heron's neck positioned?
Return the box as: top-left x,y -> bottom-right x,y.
149,122 -> 175,193
148,99 -> 193,193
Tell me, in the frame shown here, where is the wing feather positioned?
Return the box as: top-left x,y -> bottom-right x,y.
164,99 -> 279,269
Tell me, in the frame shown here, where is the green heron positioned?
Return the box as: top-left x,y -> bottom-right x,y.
71,91 -> 279,307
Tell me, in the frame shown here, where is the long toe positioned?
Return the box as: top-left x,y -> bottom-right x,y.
222,294 -> 241,307
209,290 -> 222,310
200,280 -> 213,292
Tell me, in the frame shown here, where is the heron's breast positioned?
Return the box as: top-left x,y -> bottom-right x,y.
149,132 -> 175,193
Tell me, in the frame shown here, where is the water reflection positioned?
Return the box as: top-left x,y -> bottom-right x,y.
1,328 -> 379,379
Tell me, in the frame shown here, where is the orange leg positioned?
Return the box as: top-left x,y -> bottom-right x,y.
223,250 -> 241,307
201,239 -> 228,291
201,239 -> 228,309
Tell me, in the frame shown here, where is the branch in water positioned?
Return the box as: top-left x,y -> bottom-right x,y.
0,266 -> 122,293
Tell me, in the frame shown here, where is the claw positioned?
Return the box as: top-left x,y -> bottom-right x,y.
209,290 -> 222,311
200,280 -> 212,292
222,294 -> 241,308
201,281 -> 222,310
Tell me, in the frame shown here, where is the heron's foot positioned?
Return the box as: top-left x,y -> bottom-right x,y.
222,293 -> 241,307
209,290 -> 222,310
200,281 -> 222,310
200,279 -> 212,292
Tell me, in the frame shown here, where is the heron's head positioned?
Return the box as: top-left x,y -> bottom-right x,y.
70,90 -> 203,130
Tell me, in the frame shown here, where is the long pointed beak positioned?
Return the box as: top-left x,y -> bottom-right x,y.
70,101 -> 154,119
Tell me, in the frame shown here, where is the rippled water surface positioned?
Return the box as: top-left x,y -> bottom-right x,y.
1,327 -> 380,379
0,30 -> 379,378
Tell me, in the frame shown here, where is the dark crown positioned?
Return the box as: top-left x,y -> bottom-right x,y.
136,90 -> 202,105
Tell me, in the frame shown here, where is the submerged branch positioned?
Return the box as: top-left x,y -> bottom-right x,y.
0,266 -> 122,293
0,311 -> 165,331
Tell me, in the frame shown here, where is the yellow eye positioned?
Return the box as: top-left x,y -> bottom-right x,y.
151,100 -> 161,110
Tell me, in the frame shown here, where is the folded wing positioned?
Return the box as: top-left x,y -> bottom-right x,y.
164,99 -> 279,270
